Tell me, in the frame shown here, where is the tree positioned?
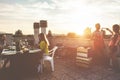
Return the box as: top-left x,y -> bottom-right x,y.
47,30 -> 52,37
83,27 -> 91,39
14,29 -> 23,51
14,29 -> 23,37
67,32 -> 76,38
13,29 -> 23,42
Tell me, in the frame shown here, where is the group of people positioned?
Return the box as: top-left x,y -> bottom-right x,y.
38,23 -> 120,72
92,23 -> 120,72
0,23 -> 119,72
0,33 -> 50,56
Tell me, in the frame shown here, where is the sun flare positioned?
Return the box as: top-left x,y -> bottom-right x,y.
74,28 -> 84,36
62,2 -> 102,36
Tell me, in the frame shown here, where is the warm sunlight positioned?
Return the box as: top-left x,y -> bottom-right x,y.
0,0 -> 120,80
74,28 -> 84,36
56,2 -> 102,35
0,0 -> 119,35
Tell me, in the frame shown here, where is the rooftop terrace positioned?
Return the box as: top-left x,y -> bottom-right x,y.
23,57 -> 120,80
0,52 -> 120,80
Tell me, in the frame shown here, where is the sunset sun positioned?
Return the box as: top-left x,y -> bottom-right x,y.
74,28 -> 84,35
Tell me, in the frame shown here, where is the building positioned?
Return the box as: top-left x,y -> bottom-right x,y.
40,20 -> 47,34
33,22 -> 40,45
33,20 -> 47,45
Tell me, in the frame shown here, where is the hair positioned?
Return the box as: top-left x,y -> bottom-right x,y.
95,23 -> 100,30
0,34 -> 6,40
112,24 -> 120,33
39,33 -> 49,46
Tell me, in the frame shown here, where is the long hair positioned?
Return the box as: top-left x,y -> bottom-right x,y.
39,33 -> 49,46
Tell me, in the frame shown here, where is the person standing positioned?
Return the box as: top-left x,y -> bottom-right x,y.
47,30 -> 53,50
106,24 -> 120,72
91,23 -> 106,65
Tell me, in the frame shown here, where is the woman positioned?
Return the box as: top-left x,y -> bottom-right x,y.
39,33 -> 50,55
106,24 -> 120,71
91,23 -> 105,65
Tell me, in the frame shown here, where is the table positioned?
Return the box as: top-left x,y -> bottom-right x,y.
0,49 -> 43,79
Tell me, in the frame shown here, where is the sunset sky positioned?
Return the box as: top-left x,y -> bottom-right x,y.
0,0 -> 120,35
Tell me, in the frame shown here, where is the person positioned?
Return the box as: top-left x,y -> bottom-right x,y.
0,34 -> 7,54
0,34 -> 8,69
106,24 -> 120,72
47,30 -> 53,50
38,33 -> 50,55
91,23 -> 106,65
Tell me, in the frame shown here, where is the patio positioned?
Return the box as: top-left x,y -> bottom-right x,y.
23,56 -> 120,80
0,47 -> 120,80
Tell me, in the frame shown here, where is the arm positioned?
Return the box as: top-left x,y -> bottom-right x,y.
115,35 -> 120,46
106,28 -> 113,35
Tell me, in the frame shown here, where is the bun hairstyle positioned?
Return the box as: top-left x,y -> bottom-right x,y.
113,24 -> 120,33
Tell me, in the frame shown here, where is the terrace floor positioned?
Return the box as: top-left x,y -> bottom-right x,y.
0,49 -> 120,80
22,56 -> 120,80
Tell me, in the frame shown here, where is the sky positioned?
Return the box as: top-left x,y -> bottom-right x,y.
0,0 -> 120,35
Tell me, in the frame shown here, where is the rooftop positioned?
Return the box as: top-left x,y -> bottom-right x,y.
0,47 -> 120,80
23,57 -> 120,80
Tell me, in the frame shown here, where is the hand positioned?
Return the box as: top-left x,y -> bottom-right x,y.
106,28 -> 109,30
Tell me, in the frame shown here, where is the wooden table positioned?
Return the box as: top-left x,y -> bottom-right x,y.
0,49 -> 43,79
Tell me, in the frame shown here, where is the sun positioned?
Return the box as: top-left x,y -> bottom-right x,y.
74,28 -> 84,36
65,2 -> 101,36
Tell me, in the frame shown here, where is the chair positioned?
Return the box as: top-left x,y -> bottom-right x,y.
42,46 -> 58,71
